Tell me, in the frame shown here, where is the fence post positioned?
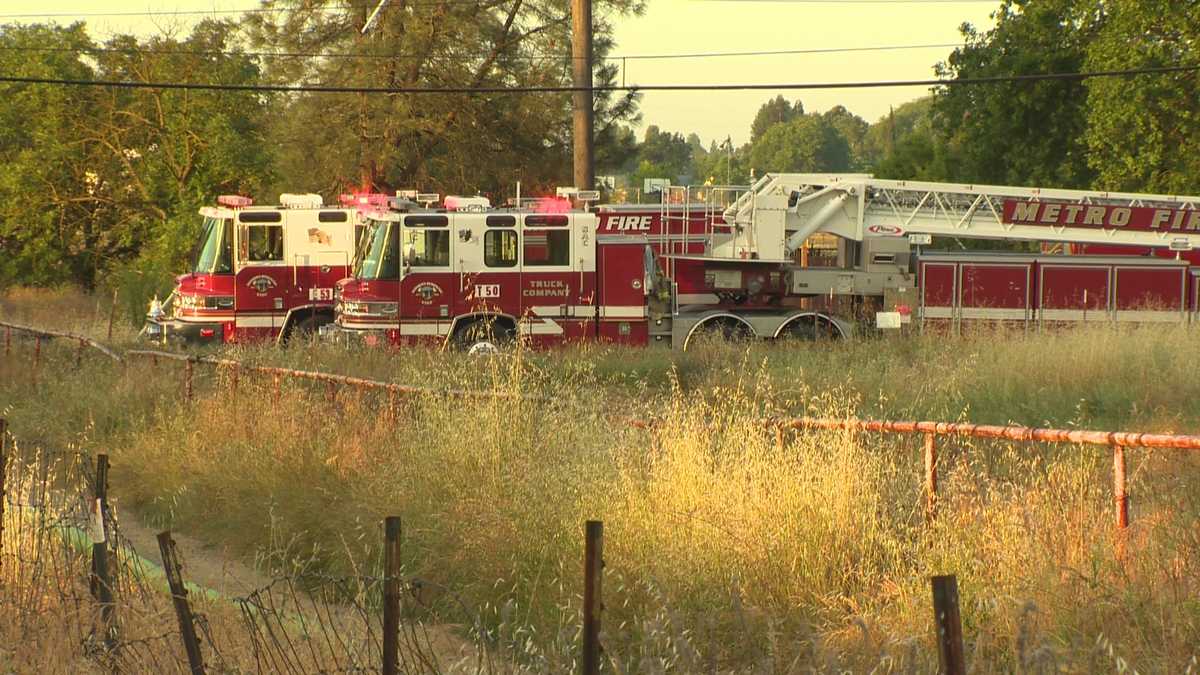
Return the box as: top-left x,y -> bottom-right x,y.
76,338 -> 85,369
107,289 -> 117,342
91,454 -> 116,648
775,424 -> 785,452
157,531 -> 206,675
924,433 -> 938,523
32,335 -> 41,387
582,520 -> 604,675
382,516 -> 402,675
272,373 -> 281,406
184,359 -> 194,402
326,380 -> 337,403
1112,444 -> 1128,558
931,575 -> 965,675
4,325 -> 10,357
0,419 -> 7,573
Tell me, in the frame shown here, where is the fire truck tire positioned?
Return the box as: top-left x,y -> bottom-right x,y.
452,318 -> 515,354
778,315 -> 840,341
684,317 -> 754,350
284,314 -> 325,345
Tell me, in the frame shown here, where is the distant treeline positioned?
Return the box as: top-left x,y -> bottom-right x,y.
0,0 -> 1196,292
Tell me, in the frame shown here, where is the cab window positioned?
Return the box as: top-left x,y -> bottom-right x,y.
240,223 -> 284,263
404,229 -> 451,267
484,230 -> 518,267
523,230 -> 570,266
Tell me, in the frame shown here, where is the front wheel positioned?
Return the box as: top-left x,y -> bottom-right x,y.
283,314 -> 329,346
452,318 -> 515,353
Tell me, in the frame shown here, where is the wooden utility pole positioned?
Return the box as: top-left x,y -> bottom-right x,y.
571,0 -> 594,190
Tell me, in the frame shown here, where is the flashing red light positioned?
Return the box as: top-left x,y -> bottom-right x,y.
534,197 -> 571,214
217,195 -> 254,208
338,192 -> 391,208
199,328 -> 215,338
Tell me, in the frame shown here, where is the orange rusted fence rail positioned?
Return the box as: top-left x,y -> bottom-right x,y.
1,320 -> 123,363
781,416 -> 1200,541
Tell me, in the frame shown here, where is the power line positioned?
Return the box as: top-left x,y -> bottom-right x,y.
0,0 -> 1001,18
0,64 -> 1195,94
0,41 -> 963,63
0,3 -> 480,19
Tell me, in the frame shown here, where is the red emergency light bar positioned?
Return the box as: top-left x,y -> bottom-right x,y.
217,195 -> 253,208
339,193 -> 391,208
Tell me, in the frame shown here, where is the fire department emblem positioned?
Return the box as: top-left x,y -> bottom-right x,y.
412,282 -> 443,305
247,274 -> 277,294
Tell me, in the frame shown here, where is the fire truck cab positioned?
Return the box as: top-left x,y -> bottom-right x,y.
334,197 -> 619,351
147,194 -> 360,344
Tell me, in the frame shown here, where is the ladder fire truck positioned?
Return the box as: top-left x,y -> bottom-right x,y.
146,193 -> 362,344
330,174 -> 1200,350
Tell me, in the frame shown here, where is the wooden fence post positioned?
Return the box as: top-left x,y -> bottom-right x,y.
582,520 -> 604,675
76,338 -> 85,369
4,325 -> 10,357
272,373 -> 281,406
924,433 -> 938,523
931,575 -> 965,675
32,335 -> 41,387
0,419 -> 7,573
157,531 -> 205,675
382,516 -> 402,675
91,454 -> 116,648
184,359 -> 194,402
107,289 -> 117,342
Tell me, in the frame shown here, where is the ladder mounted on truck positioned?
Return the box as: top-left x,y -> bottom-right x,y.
716,174 -> 1200,259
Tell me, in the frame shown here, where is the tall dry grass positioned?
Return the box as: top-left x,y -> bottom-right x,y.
2,288 -> 1200,671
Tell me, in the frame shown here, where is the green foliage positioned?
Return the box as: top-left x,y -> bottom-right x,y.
245,0 -> 644,197
750,94 -> 803,142
0,21 -> 273,292
932,0 -> 1100,188
1083,0 -> 1200,193
748,114 -> 851,174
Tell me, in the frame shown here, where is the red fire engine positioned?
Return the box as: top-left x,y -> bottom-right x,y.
146,193 -> 362,344
329,174 -> 1200,350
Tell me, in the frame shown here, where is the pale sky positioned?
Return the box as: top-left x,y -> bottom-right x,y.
2,0 -> 1001,145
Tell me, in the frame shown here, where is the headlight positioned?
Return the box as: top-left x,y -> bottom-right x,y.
176,293 -> 199,310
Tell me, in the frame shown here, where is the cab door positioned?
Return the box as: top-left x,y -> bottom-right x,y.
397,215 -> 455,326
456,214 -> 521,320
233,212 -> 289,339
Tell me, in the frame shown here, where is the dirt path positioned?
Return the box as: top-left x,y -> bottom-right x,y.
115,512 -> 278,598
114,509 -> 492,670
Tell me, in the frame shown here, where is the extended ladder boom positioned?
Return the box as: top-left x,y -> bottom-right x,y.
723,174 -> 1200,259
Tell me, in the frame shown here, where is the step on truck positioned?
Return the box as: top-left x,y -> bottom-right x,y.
330,175 -> 1200,350
145,193 -> 363,344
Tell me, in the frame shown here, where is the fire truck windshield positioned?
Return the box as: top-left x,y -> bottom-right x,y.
353,219 -> 401,280
193,216 -> 233,274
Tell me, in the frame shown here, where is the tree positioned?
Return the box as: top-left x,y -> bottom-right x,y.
1083,0 -> 1200,193
932,0 -> 1101,188
635,125 -> 694,180
0,23 -> 102,287
750,95 -> 803,142
0,21 -> 275,290
245,0 -> 644,197
821,105 -> 870,170
748,115 -> 850,174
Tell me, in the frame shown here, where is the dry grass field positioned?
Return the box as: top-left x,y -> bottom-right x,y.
2,287 -> 1199,672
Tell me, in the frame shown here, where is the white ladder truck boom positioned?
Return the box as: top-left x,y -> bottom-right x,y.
724,174 -> 1200,257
